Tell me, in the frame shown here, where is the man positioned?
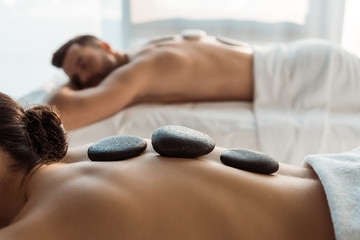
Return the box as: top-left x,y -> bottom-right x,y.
49,33 -> 254,130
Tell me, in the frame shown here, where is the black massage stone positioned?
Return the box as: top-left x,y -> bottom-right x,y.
151,125 -> 215,158
220,148 -> 279,175
88,135 -> 147,161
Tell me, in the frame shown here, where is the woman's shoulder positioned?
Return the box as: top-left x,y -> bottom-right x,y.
27,162 -> 118,203
4,162 -> 131,239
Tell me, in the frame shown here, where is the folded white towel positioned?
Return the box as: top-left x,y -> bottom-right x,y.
305,149 -> 360,240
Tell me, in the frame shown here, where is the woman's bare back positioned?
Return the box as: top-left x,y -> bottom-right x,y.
2,146 -> 334,240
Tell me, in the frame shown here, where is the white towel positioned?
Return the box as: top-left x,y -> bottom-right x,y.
253,39 -> 360,165
305,149 -> 360,240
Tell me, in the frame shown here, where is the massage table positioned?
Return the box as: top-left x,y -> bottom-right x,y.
21,38 -> 360,166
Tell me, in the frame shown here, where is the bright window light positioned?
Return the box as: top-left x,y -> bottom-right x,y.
341,0 -> 360,57
131,0 -> 309,25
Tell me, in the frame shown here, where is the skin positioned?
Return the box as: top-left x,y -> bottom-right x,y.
48,36 -> 254,130
0,141 -> 335,240
0,149 -> 27,229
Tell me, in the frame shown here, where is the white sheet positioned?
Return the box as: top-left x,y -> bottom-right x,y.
67,101 -> 259,151
20,76 -> 259,154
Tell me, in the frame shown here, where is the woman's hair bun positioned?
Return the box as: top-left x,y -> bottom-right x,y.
25,105 -> 68,163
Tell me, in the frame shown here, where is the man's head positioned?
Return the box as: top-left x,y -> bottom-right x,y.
52,35 -> 127,89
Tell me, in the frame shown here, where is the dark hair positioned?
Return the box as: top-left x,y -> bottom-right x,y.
0,92 -> 68,172
51,35 -> 101,68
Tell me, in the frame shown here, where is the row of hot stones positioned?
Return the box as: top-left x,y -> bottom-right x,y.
88,125 -> 279,175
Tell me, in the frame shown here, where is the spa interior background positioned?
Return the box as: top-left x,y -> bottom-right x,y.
1,0 -> 359,98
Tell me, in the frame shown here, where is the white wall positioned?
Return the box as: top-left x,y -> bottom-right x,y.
0,0 -> 121,98
342,0 -> 360,57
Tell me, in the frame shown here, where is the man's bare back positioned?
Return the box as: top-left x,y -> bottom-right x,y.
2,144 -> 334,240
48,35 -> 254,130
131,37 -> 254,103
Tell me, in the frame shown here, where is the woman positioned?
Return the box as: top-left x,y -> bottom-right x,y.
0,92 -> 335,239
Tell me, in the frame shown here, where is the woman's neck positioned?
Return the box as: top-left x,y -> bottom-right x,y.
0,161 -> 28,228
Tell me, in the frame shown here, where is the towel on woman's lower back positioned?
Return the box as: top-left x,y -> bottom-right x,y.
305,149 -> 360,240
253,39 -> 360,165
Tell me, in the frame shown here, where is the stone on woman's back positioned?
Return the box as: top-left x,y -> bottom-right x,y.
151,125 -> 215,158
88,135 -> 147,161
220,148 -> 279,174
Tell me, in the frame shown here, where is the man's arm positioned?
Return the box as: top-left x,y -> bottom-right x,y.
47,59 -> 152,130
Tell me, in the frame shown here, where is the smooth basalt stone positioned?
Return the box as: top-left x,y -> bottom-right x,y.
88,135 -> 147,161
220,148 -> 279,175
151,125 -> 215,158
